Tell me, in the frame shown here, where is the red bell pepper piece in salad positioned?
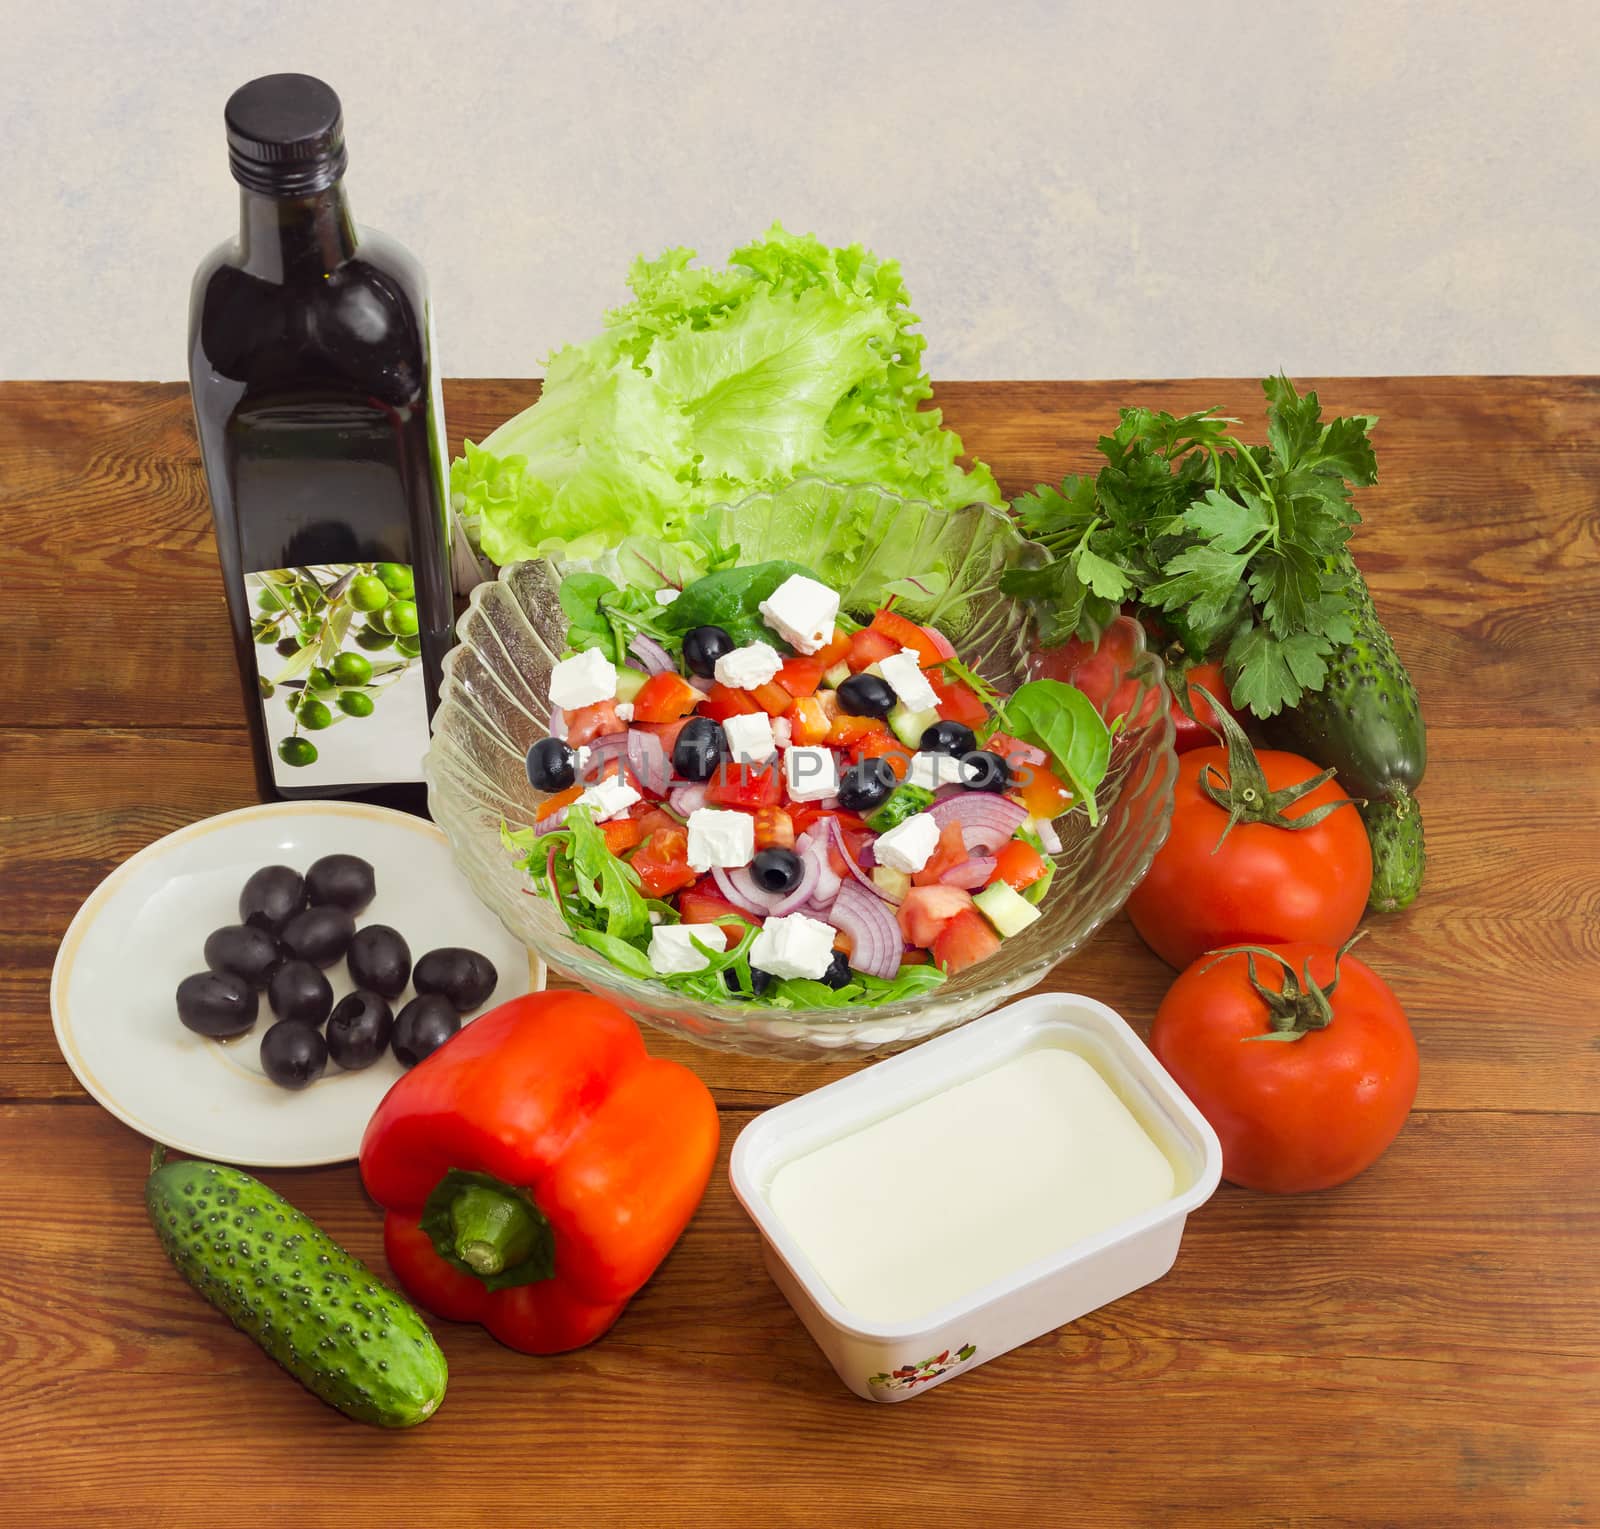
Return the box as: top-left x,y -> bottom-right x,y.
360,991 -> 718,1354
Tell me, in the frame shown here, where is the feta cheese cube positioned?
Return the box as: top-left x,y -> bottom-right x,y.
549,648 -> 618,711
615,702 -> 634,721
874,811 -> 940,874
575,776 -> 640,822
723,710 -> 777,762
784,746 -> 839,802
749,913 -> 837,980
713,640 -> 783,690
879,648 -> 939,713
758,574 -> 841,655
687,808 -> 756,872
648,923 -> 715,976
654,588 -> 681,606
908,751 -> 968,791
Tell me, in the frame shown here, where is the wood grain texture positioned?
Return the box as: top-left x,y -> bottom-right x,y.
2,379 -> 1597,1527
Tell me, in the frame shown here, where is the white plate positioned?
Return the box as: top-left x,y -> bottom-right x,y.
52,801 -> 541,1167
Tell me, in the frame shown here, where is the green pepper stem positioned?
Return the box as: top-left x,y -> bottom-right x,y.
449,1183 -> 539,1276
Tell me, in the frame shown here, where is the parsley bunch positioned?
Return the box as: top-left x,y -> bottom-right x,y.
1000,376 -> 1378,717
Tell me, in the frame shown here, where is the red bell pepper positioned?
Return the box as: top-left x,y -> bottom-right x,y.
359,991 -> 719,1354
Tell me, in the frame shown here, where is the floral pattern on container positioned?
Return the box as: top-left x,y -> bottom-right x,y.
868,1343 -> 977,1394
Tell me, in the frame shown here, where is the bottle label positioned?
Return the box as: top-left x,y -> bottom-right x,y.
248,564 -> 429,787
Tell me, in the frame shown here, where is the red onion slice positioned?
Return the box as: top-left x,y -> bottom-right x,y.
689,675 -> 714,694
547,707 -> 568,741
827,880 -> 902,979
580,731 -> 631,782
669,782 -> 708,817
928,793 -> 1028,854
713,865 -> 782,916
628,634 -> 677,675
626,728 -> 670,796
993,737 -> 1047,768
941,856 -> 998,890
770,848 -> 821,915
535,808 -> 569,835
1032,815 -> 1064,854
823,816 -> 896,903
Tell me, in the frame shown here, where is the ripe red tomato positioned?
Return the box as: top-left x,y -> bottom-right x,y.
631,673 -> 700,724
705,762 -> 781,810
926,670 -> 989,729
932,908 -> 1002,974
564,700 -> 627,746
1169,662 -> 1242,754
897,885 -> 973,947
989,839 -> 1045,891
846,627 -> 901,672
678,879 -> 755,947
630,828 -> 696,898
1151,940 -> 1419,1192
1127,744 -> 1372,968
869,608 -> 942,667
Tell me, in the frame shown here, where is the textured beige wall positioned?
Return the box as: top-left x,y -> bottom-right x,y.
5,0 -> 1597,380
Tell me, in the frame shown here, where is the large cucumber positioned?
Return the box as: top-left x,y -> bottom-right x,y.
147,1149 -> 447,1427
1276,550 -> 1427,909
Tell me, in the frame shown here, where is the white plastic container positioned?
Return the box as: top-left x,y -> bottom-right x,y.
729,992 -> 1222,1401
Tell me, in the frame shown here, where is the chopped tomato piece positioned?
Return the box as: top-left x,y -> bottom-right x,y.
985,731 -> 1047,769
632,672 -> 700,724
698,682 -> 761,722
776,656 -> 824,698
751,680 -> 795,718
933,907 -> 1002,974
826,712 -> 890,750
913,821 -> 970,887
536,783 -> 583,822
601,818 -> 645,856
1013,762 -> 1073,819
870,608 -> 942,668
564,700 -> 627,746
788,805 -> 867,838
753,806 -> 795,850
990,839 -> 1046,891
921,624 -> 957,662
897,885 -> 975,948
846,627 -> 900,673
786,697 -> 831,746
630,827 -> 697,898
629,805 -> 679,838
927,671 -> 989,729
706,761 -> 781,810
899,947 -> 929,966
850,728 -> 911,780
813,629 -> 852,668
678,879 -> 755,948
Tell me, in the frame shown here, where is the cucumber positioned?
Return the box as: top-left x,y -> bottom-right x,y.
889,703 -> 941,749
974,880 -> 1042,938
1363,796 -> 1425,912
613,666 -> 648,704
146,1149 -> 446,1427
1276,550 -> 1427,911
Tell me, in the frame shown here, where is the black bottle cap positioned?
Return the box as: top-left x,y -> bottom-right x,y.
225,73 -> 348,195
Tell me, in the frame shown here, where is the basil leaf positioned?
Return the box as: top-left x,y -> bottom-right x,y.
559,572 -> 621,659
657,559 -> 811,647
994,680 -> 1112,826
865,784 -> 934,834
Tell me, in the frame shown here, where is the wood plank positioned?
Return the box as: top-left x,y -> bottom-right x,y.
1,1104 -> 1593,1529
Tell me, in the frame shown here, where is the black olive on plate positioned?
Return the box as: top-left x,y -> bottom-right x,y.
962,750 -> 1013,793
267,959 -> 334,1027
672,716 -> 726,783
347,924 -> 412,999
239,864 -> 307,934
836,673 -> 896,718
722,966 -> 774,1000
176,970 -> 259,1039
303,853 -> 376,914
526,737 -> 577,793
750,847 -> 803,895
391,994 -> 461,1068
203,924 -> 284,988
920,719 -> 976,758
838,756 -> 897,813
412,948 -> 499,1013
683,625 -> 735,679
326,990 -> 394,1071
822,950 -> 853,990
279,905 -> 356,968
260,1020 -> 328,1090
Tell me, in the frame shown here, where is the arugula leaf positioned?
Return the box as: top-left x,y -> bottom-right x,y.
559,807 -> 652,940
993,680 -> 1112,825
658,558 -> 811,646
573,929 -> 655,980
932,654 -> 1002,708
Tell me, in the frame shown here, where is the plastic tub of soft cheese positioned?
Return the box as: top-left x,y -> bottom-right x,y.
729,992 -> 1222,1401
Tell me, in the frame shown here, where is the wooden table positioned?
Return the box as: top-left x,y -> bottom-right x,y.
3,379 -> 1596,1528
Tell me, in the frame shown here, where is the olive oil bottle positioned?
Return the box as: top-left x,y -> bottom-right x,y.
189,74 -> 452,815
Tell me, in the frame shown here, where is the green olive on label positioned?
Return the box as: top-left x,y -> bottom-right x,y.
386,600 -> 420,637
330,652 -> 373,686
365,609 -> 391,635
256,586 -> 290,614
354,627 -> 394,652
258,677 -> 275,698
297,698 -> 333,730
377,563 -> 414,597
308,666 -> 335,694
338,690 -> 374,717
394,633 -> 422,658
278,736 -> 318,767
275,636 -> 301,658
348,574 -> 390,612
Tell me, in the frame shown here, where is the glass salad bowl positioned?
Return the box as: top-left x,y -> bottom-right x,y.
424,479 -> 1176,1061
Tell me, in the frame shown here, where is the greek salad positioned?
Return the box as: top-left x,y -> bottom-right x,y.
506,560 -> 1112,1008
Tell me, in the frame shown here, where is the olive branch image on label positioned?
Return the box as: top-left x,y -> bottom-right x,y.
249,564 -> 421,769
867,1343 -> 977,1393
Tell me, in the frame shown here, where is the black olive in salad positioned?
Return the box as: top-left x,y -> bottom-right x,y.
822,950 -> 852,989
751,847 -> 803,894
836,673 -> 895,718
682,624 -> 735,678
838,756 -> 897,812
920,720 -> 976,757
723,966 -> 774,1000
526,737 -> 577,793
672,716 -> 727,782
962,750 -> 1013,793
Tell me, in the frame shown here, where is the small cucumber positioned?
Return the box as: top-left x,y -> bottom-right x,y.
147,1149 -> 446,1427
1363,794 -> 1425,912
974,880 -> 1042,938
614,666 -> 648,704
889,703 -> 941,749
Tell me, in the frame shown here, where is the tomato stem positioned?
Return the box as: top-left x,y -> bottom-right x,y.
1203,931 -> 1368,1042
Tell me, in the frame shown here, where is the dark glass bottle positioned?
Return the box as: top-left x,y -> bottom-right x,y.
189,73 -> 452,816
